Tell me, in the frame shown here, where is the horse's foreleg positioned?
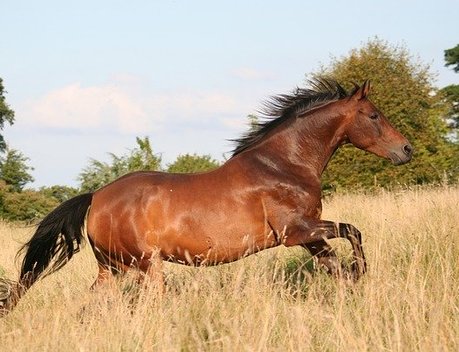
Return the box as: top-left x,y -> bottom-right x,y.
303,241 -> 343,277
283,220 -> 367,280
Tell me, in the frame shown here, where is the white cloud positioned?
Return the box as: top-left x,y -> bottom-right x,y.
23,82 -> 150,134
19,77 -> 248,134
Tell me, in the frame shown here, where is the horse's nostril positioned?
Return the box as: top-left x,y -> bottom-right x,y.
403,144 -> 413,156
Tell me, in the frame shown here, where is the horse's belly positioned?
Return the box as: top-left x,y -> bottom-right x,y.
153,220 -> 274,266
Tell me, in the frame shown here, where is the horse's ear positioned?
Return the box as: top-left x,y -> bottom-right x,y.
351,80 -> 371,100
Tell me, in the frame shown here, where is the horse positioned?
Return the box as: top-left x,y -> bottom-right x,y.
0,78 -> 412,314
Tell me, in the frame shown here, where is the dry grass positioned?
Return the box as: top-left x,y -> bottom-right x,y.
0,186 -> 458,351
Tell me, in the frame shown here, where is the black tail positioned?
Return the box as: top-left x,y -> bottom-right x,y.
18,193 -> 93,286
1,193 -> 93,315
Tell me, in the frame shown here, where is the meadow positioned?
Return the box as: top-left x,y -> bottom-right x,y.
0,186 -> 458,351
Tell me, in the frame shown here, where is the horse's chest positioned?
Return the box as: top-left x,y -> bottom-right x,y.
268,184 -> 322,220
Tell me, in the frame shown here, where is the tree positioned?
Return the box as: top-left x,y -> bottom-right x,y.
39,185 -> 80,203
0,181 -> 58,222
313,38 -> 456,189
444,44 -> 459,73
441,44 -> 459,138
247,114 -> 259,131
0,147 -> 34,192
441,84 -> 459,133
79,137 -> 162,192
167,154 -> 220,173
0,78 -> 15,152
126,136 -> 161,171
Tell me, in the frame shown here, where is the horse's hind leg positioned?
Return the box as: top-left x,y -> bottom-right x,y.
138,250 -> 165,295
91,263 -> 120,290
88,237 -> 124,290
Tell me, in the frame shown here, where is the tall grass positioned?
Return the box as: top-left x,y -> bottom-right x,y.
0,186 -> 458,351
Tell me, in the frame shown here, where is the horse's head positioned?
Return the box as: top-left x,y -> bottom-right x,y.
344,81 -> 413,165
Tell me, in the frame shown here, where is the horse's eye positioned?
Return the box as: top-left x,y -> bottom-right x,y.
370,113 -> 379,120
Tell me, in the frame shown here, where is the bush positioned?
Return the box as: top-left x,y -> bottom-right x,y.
0,181 -> 58,222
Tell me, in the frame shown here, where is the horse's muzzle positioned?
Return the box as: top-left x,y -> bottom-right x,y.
390,143 -> 413,165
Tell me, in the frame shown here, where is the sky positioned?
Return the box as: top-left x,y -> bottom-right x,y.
1,0 -> 458,188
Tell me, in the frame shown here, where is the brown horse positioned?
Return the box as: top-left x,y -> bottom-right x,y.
0,78 -> 412,314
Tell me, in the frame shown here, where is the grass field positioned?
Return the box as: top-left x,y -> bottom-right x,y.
0,186 -> 458,351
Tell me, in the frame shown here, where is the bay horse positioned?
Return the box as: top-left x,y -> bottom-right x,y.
0,78 -> 412,314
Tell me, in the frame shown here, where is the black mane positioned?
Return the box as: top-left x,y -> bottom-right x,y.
231,77 -> 351,157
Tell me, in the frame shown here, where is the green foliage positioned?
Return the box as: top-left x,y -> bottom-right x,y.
0,183 -> 77,223
441,46 -> 459,136
0,79 -> 15,152
167,153 -> 220,173
247,114 -> 259,132
313,38 -> 457,189
39,185 -> 80,203
79,137 -> 161,192
444,44 -> 459,73
0,147 -> 34,192
440,84 -> 459,131
0,181 -> 59,222
126,136 -> 162,171
0,79 -> 57,222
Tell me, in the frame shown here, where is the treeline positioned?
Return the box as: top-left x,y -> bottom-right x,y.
78,136 -> 220,192
0,138 -> 220,221
0,39 -> 458,221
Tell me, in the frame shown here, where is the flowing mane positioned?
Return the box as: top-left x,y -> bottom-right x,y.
231,77 -> 351,157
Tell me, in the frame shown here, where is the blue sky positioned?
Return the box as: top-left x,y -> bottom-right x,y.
1,0 -> 458,187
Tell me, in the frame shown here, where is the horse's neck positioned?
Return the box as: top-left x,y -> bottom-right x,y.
250,108 -> 347,179
301,109 -> 348,175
